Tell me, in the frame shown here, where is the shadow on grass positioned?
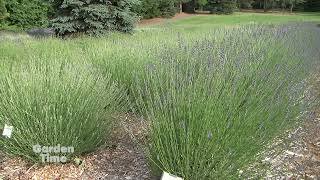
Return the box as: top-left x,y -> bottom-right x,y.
297,12 -> 320,16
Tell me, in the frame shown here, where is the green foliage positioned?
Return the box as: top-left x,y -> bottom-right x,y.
286,0 -> 306,5
304,0 -> 320,11
3,0 -> 49,28
207,0 -> 238,14
0,0 -> 8,20
183,0 -> 196,13
197,0 -> 208,9
238,0 -> 255,8
159,0 -> 178,17
183,0 -> 237,14
133,0 -> 178,19
280,0 -> 305,12
251,0 -> 315,11
220,1 -> 238,13
50,0 -> 139,36
0,43 -> 128,162
133,0 -> 161,18
132,24 -> 319,179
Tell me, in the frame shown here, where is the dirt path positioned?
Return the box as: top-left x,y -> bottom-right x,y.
0,114 -> 153,180
242,72 -> 320,179
138,13 -> 196,27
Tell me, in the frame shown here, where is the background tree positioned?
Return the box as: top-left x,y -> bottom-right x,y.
206,0 -> 238,14
158,0 -> 177,17
133,0 -> 189,19
237,0 -> 254,9
175,0 -> 192,12
50,0 -> 139,36
133,0 -> 161,18
282,0 -> 305,12
0,0 -> 8,20
263,0 -> 269,12
196,0 -> 208,10
258,0 -> 279,12
3,0 -> 49,28
304,0 -> 320,11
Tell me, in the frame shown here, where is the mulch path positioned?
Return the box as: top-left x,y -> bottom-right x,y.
0,114 -> 154,180
138,13 -> 196,27
242,72 -> 320,179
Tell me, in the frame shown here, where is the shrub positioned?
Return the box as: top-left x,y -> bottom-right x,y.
0,56 -> 127,163
183,1 -> 196,13
0,0 -> 8,20
158,0 -> 177,18
239,0 -> 254,9
3,0 -> 49,28
197,0 -> 208,10
303,0 -> 320,12
207,0 -> 237,14
133,0 -> 161,19
133,0 -> 177,19
133,25 -> 317,179
50,0 -> 139,36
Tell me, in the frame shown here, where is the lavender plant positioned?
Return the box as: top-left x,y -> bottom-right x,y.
133,24 -> 320,179
0,57 -> 128,162
0,22 -> 318,179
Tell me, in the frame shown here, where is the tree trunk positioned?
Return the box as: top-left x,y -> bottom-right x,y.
193,0 -> 196,13
290,4 -> 294,13
180,1 -> 183,13
264,0 -> 268,12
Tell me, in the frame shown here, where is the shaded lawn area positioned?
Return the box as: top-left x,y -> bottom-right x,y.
143,12 -> 320,31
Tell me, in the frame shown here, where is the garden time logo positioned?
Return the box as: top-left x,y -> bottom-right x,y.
33,144 -> 74,163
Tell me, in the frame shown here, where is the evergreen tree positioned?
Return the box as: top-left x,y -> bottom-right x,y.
50,0 -> 139,36
4,0 -> 49,28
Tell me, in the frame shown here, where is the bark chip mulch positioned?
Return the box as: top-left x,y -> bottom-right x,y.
0,114 -> 153,180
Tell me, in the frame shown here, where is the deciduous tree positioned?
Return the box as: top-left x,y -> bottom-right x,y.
285,0 -> 305,12
197,0 -> 208,10
0,0 -> 7,20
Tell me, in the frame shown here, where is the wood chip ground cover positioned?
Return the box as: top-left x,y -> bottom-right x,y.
0,114 -> 153,180
242,73 -> 320,179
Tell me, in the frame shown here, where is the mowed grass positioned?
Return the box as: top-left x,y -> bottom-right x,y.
142,12 -> 320,31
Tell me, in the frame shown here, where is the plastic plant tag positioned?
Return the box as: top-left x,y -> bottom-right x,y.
2,124 -> 13,138
161,172 -> 183,180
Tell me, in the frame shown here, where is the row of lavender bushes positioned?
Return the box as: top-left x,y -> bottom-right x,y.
0,23 -> 319,179
130,23 -> 320,179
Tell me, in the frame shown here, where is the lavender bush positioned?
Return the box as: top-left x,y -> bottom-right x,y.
0,23 -> 319,179
132,23 -> 320,179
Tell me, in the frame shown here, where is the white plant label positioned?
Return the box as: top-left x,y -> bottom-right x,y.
2,124 -> 13,138
161,172 -> 183,180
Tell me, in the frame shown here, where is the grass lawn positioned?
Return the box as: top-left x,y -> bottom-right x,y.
139,12 -> 320,31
